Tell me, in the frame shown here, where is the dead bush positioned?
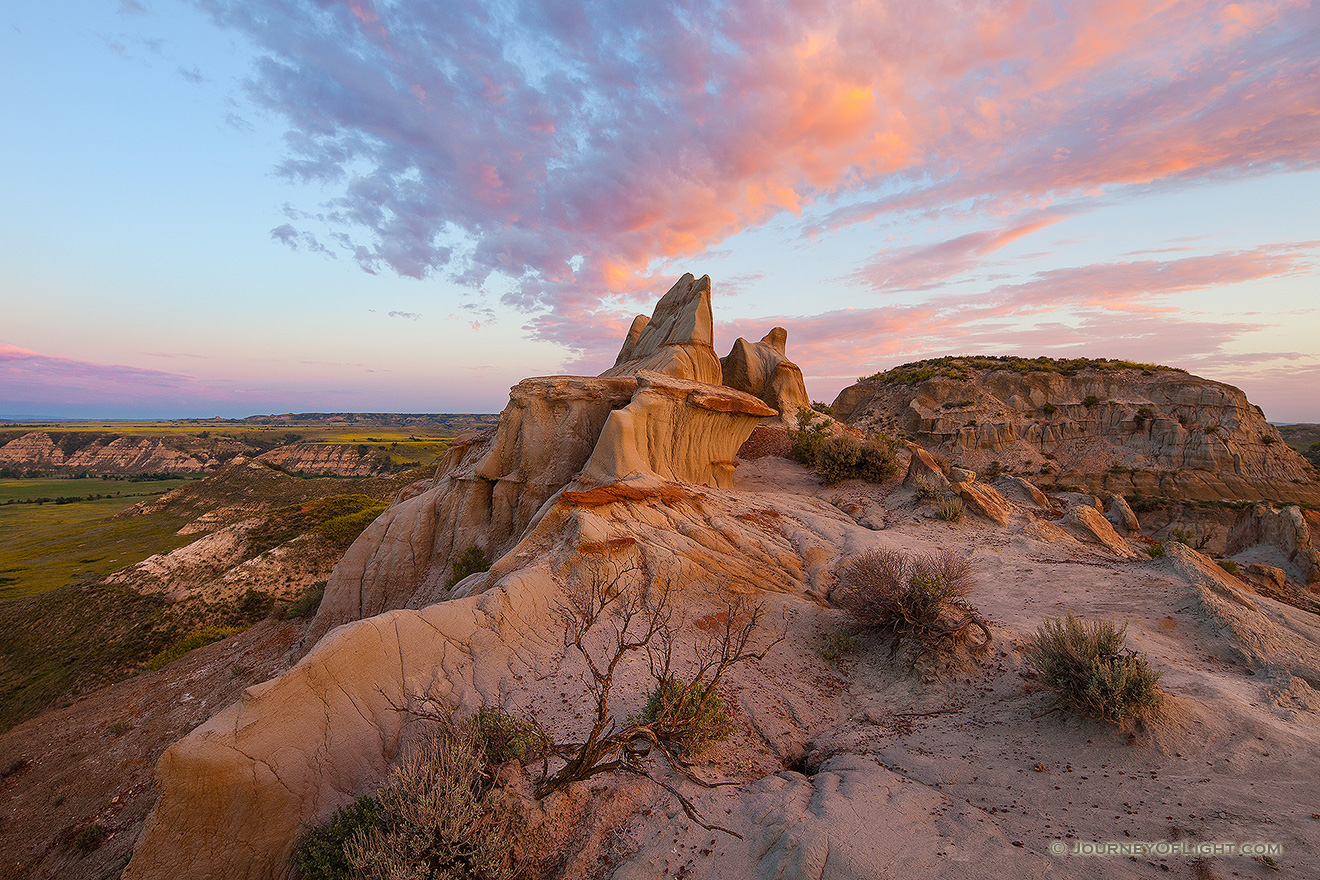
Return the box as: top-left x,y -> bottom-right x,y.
835,548 -> 990,658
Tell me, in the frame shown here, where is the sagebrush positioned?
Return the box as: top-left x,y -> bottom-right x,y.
344,715 -> 516,880
1025,613 -> 1163,724
835,548 -> 990,658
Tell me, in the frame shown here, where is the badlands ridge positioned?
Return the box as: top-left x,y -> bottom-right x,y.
111,275 -> 1320,880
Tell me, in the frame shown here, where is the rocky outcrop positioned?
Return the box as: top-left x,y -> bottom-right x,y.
124,468 -> 862,880
720,327 -> 810,426
600,273 -> 722,384
255,444 -> 383,476
0,431 -> 216,474
957,481 -> 1012,526
1104,492 -> 1140,533
1226,504 -> 1320,585
832,357 -> 1320,504
311,275 -> 776,639
1061,503 -> 1141,558
902,445 -> 950,494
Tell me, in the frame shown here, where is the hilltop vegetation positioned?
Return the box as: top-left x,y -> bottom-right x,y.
866,355 -> 1184,385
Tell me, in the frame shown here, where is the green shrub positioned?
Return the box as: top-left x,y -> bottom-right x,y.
1169,527 -> 1195,545
810,401 -> 834,416
1083,394 -> 1100,407
818,630 -> 859,660
447,544 -> 491,588
790,407 -> 830,467
1217,559 -> 1240,576
857,434 -> 898,482
1025,613 -> 1163,724
284,583 -> 326,620
345,718 -> 515,880
816,434 -> 862,484
317,502 -> 388,548
1041,402 -> 1058,416
476,707 -> 549,765
237,588 -> 274,621
1145,542 -> 1164,558
72,823 -> 107,853
296,797 -> 380,880
937,496 -> 965,522
145,626 -> 243,670
642,677 -> 733,754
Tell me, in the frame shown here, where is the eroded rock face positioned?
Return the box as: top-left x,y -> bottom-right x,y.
1061,503 -> 1141,558
311,376 -> 638,637
582,371 -> 774,489
0,431 -> 215,474
903,445 -> 951,495
254,444 -> 382,476
601,273 -> 722,384
124,473 -> 862,880
720,327 -> 810,426
832,359 -> 1320,504
957,482 -> 1011,525
1226,504 -> 1320,585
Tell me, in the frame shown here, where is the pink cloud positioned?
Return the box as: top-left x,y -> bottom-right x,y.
854,211 -> 1071,292
197,0 -> 1319,320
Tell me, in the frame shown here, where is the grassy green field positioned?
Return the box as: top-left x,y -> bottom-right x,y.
0,479 -> 194,598
0,475 -> 190,503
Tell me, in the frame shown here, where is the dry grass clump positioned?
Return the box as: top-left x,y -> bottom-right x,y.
912,473 -> 940,500
1025,613 -> 1163,725
937,496 -> 965,522
835,548 -> 990,658
344,715 -> 517,880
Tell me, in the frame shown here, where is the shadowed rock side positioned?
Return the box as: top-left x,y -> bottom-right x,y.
833,359 -> 1320,504
1226,503 -> 1320,585
719,326 -> 811,428
600,272 -> 722,384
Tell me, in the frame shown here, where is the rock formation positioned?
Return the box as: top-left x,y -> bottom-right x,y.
1225,504 -> 1320,585
254,443 -> 383,476
720,327 -> 810,426
600,273 -> 722,384
832,356 -> 1320,504
309,278 -> 770,639
0,431 -> 215,474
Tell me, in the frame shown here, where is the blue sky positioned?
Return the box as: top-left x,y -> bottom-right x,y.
3,0 -> 1317,420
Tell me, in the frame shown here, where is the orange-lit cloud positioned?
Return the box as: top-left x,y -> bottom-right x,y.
201,0 -> 1318,316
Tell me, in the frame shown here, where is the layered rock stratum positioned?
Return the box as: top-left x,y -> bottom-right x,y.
833,356 -> 1320,504
112,281 -> 1320,880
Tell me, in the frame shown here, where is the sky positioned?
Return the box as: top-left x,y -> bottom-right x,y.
2,0 -> 1317,422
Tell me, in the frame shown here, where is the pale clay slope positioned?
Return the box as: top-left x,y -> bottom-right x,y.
126,275 -> 1320,879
